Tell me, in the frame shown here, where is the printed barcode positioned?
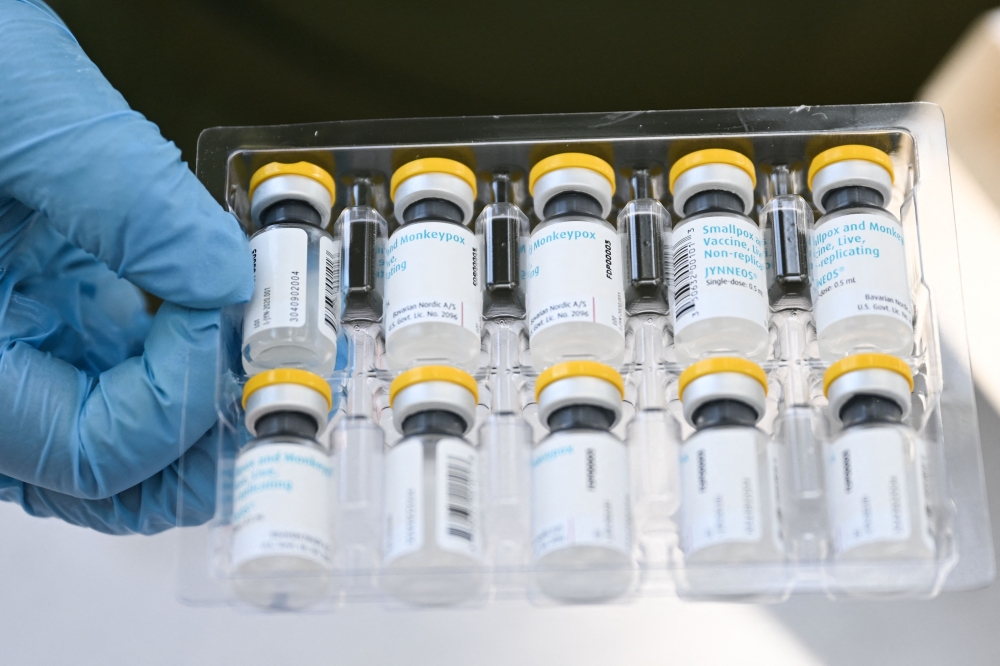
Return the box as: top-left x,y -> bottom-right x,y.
671,238 -> 697,319
445,455 -> 475,542
323,248 -> 340,332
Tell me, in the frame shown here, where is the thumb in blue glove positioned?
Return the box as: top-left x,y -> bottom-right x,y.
0,0 -> 254,532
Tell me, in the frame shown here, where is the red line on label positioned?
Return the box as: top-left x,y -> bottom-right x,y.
592,297 -> 596,322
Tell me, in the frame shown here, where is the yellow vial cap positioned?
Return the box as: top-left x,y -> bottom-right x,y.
242,368 -> 333,410
678,357 -> 768,401
389,365 -> 479,405
668,149 -> 757,193
248,162 -> 337,204
390,158 -> 478,201
822,353 -> 913,396
534,360 -> 625,401
808,145 -> 894,189
528,153 -> 616,196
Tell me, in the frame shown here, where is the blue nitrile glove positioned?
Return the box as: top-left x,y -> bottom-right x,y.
0,0 -> 254,534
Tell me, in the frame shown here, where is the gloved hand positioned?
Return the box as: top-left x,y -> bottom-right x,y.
0,0 -> 254,534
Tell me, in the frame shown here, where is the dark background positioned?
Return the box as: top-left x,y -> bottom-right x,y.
47,0 -> 994,162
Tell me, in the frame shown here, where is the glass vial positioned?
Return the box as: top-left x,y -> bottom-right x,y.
620,169 -> 681,544
337,175 -> 387,324
478,174 -> 534,572
231,369 -> 334,610
531,361 -> 633,602
384,159 -> 482,372
333,177 -> 390,579
242,162 -> 341,377
678,358 -> 783,564
823,354 -> 934,560
381,366 -> 485,605
807,146 -> 913,360
667,149 -> 769,364
478,172 -> 529,319
760,165 -> 813,309
525,153 -> 626,368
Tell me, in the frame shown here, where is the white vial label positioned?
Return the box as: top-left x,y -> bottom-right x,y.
318,234 -> 341,343
526,220 -> 625,339
679,428 -> 764,554
809,212 -> 911,333
827,427 -> 922,554
384,222 -> 481,339
435,438 -> 481,558
531,432 -> 631,561
668,216 -> 768,335
231,443 -> 333,569
383,439 -> 425,564
244,227 -> 309,337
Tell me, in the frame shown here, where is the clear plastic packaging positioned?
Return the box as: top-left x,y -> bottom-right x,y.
177,104 -> 993,611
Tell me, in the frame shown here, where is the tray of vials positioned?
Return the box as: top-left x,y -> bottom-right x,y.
175,104 -> 993,610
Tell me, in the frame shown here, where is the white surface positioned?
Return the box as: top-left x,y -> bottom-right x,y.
921,9 -> 1000,211
0,503 -> 823,666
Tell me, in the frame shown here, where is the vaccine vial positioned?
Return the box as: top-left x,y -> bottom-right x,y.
678,358 -> 783,564
337,175 -> 387,324
477,174 -> 534,571
231,369 -> 334,610
823,354 -> 934,560
242,162 -> 341,377
381,366 -> 485,605
667,149 -> 769,364
478,173 -> 530,319
531,361 -> 633,602
526,153 -> 626,368
621,168 -> 670,314
620,170 -> 681,543
759,165 -> 813,309
384,159 -> 482,372
808,146 -> 913,360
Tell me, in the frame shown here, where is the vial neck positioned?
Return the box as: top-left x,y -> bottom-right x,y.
821,186 -> 884,214
254,411 -> 319,439
401,198 -> 464,225
542,192 -> 603,220
261,200 -> 323,227
682,190 -> 745,217
349,179 -> 375,208
547,405 -> 615,432
629,169 -> 653,200
400,410 -> 467,438
491,175 -> 514,204
692,399 -> 758,430
839,394 -> 904,428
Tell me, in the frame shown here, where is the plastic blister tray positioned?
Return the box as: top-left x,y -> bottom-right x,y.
176,104 -> 993,609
